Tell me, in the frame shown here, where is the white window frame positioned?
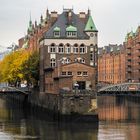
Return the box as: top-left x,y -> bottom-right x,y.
80,46 -> 85,54
83,71 -> 88,76
67,31 -> 77,37
80,58 -> 85,63
73,47 -> 78,54
50,58 -> 56,67
49,46 -> 56,53
54,31 -> 60,37
65,46 -> 71,54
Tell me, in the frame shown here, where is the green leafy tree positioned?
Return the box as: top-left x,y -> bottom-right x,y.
21,50 -> 39,87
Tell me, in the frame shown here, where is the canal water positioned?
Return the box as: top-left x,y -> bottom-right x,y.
0,95 -> 140,140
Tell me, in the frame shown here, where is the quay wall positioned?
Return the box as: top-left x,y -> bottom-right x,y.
27,88 -> 98,122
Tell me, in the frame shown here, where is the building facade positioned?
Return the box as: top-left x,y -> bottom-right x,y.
18,9 -> 57,51
98,44 -> 125,84
39,9 -> 98,93
124,26 -> 140,83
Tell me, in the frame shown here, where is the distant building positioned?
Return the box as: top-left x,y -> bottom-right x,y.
18,9 -> 53,51
124,26 -> 140,82
39,9 -> 98,93
98,44 -> 125,84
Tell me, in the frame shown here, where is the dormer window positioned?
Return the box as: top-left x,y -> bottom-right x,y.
53,27 -> 60,37
66,25 -> 77,38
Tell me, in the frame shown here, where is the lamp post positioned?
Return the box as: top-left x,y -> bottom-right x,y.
74,83 -> 79,94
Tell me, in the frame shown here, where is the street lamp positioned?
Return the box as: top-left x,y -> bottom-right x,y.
74,83 -> 79,94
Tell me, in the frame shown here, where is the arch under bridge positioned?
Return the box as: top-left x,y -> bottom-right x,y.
98,83 -> 140,93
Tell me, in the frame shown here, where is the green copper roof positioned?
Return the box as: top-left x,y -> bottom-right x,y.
66,25 -> 77,32
28,19 -> 33,32
54,26 -> 60,32
84,16 -> 97,31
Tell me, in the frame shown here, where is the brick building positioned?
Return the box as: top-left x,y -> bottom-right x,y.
39,9 -> 98,93
124,26 -> 140,82
98,44 -> 125,84
18,9 -> 57,51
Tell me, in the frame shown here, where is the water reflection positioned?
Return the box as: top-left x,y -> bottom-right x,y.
98,95 -> 140,140
0,96 -> 140,139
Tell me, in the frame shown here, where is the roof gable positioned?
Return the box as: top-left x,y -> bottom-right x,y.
44,11 -> 89,39
84,16 -> 97,31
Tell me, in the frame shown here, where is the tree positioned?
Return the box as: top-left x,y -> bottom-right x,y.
0,50 -> 29,86
0,50 -> 39,87
21,50 -> 39,87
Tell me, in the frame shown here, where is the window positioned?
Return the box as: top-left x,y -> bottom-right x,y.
61,72 -> 66,75
54,31 -> 60,37
61,58 -> 71,64
90,51 -> 93,60
83,72 -> 88,76
67,31 -> 77,37
80,58 -> 85,63
68,71 -> 72,75
49,43 -> 56,53
50,58 -> 56,67
58,44 -> 64,53
65,44 -> 71,53
50,47 -> 56,53
73,44 -> 78,53
80,44 -> 85,53
77,71 -> 82,76
65,58 -> 71,64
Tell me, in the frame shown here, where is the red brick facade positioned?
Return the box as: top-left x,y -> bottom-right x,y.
124,27 -> 140,82
45,62 -> 96,94
98,44 -> 125,84
18,9 -> 57,51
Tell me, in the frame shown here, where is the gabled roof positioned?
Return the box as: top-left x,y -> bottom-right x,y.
57,61 -> 95,69
44,11 -> 89,39
84,16 -> 97,31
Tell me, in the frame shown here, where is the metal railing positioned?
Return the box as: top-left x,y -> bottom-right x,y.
98,82 -> 140,92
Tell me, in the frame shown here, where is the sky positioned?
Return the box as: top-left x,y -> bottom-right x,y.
0,0 -> 140,50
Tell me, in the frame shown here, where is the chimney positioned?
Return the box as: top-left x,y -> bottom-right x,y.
79,12 -> 86,18
50,11 -> 58,18
68,10 -> 72,24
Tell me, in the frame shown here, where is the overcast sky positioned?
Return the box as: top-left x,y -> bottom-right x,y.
0,0 -> 140,49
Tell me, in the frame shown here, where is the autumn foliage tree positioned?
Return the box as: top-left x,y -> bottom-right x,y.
0,50 -> 39,87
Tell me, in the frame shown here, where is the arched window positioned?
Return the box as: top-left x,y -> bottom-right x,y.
49,43 -> 56,53
61,57 -> 71,64
58,43 -> 64,53
50,58 -> 56,67
65,58 -> 71,64
65,43 -> 71,54
80,58 -> 85,63
73,44 -> 78,53
80,44 -> 85,53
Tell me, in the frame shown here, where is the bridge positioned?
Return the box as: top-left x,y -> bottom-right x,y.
0,86 -> 29,94
98,82 -> 140,95
0,86 -> 30,103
